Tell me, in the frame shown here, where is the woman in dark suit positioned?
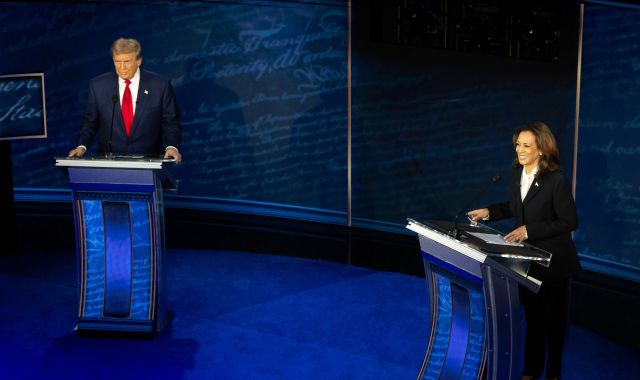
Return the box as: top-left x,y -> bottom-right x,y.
468,122 -> 579,380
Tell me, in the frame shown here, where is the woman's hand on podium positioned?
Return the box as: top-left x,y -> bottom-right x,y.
467,208 -> 489,226
505,225 -> 528,244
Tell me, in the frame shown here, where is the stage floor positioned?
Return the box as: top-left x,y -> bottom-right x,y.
0,249 -> 637,379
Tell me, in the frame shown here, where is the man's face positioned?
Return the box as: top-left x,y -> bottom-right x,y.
113,52 -> 141,80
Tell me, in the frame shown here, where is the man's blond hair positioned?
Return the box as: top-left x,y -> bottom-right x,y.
111,38 -> 142,59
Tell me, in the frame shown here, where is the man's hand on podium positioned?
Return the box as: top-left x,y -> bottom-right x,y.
164,146 -> 182,164
68,146 -> 87,158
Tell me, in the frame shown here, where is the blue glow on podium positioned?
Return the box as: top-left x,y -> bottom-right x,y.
103,202 -> 133,317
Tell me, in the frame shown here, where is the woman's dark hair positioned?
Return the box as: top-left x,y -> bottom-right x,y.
512,121 -> 560,174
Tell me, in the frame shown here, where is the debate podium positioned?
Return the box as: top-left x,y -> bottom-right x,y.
56,156 -> 176,334
406,219 -> 551,380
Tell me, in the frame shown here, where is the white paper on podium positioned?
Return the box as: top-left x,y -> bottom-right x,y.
466,232 -> 524,247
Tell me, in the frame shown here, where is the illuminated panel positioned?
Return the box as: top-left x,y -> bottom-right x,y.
461,288 -> 486,379
420,260 -> 486,380
81,199 -> 105,317
441,282 -> 471,378
130,201 -> 153,320
102,202 -> 133,317
422,272 -> 451,378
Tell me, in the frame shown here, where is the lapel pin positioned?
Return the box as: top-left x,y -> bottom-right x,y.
535,182 -> 539,187
144,90 -> 149,95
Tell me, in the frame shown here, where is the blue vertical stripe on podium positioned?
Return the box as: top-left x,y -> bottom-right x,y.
102,202 -> 133,317
423,273 -> 452,378
130,201 -> 152,319
463,288 -> 486,379
421,267 -> 486,380
441,282 -> 471,379
82,200 -> 105,317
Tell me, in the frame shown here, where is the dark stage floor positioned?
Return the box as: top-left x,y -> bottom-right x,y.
0,249 -> 637,379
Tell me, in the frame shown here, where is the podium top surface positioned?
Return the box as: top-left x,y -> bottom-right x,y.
407,218 -> 488,264
406,218 -> 552,265
56,156 -> 175,170
55,156 -> 177,190
407,218 -> 550,289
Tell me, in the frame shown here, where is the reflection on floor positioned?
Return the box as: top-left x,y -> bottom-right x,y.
0,249 -> 637,379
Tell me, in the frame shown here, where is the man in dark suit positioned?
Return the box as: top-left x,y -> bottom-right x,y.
68,38 -> 182,163
468,122 -> 579,380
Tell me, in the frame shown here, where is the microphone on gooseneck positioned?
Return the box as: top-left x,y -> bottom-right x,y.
451,173 -> 501,239
108,94 -> 117,158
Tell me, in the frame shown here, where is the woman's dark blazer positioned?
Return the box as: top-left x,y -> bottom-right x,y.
487,166 -> 580,282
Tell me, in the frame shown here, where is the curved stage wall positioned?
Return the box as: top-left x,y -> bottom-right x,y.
2,0 -> 349,213
1,0 -> 639,284
574,2 -> 640,282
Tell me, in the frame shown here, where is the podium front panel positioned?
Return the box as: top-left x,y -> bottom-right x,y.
419,260 -> 486,380
78,195 -> 154,321
56,158 -> 171,334
409,219 -> 539,380
74,189 -> 161,333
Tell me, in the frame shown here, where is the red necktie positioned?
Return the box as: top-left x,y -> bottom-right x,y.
121,79 -> 133,137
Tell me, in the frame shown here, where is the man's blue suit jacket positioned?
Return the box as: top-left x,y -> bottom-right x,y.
77,70 -> 181,155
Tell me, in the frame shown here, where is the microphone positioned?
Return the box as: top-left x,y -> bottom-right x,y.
451,173 -> 501,239
107,94 -> 117,158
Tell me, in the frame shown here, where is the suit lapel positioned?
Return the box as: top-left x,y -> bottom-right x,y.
512,167 -> 525,225
109,75 -> 126,139
130,71 -> 148,137
523,173 -> 543,205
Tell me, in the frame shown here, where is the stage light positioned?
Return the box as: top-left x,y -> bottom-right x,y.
397,0 -> 448,49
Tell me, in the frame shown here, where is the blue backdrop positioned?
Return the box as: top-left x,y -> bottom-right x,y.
1,0 -> 639,282
574,2 -> 640,281
1,0 -> 348,212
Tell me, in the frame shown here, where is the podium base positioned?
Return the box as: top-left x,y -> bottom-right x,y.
75,317 -> 155,334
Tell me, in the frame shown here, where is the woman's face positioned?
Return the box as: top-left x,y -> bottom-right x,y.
515,131 -> 541,169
